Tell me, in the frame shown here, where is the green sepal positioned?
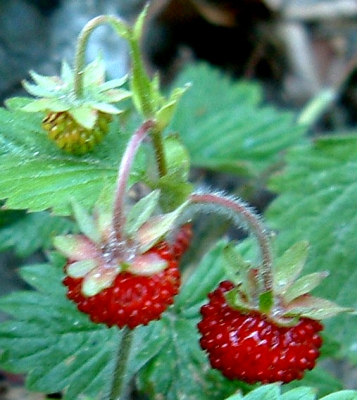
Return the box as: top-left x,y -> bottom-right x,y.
125,190 -> 161,237
29,70 -> 62,91
273,241 -> 309,295
89,102 -> 122,115
225,287 -> 251,313
127,252 -> 168,276
66,259 -> 98,278
60,60 -> 73,83
222,242 -> 251,286
53,235 -> 98,261
22,80 -> 56,98
284,271 -> 329,303
92,184 -> 116,238
71,199 -> 101,243
69,106 -> 97,130
21,98 -> 69,112
136,201 -> 189,253
82,57 -> 106,86
155,85 -> 189,131
82,266 -> 120,296
259,290 -> 274,314
98,76 -> 128,92
286,295 -> 354,320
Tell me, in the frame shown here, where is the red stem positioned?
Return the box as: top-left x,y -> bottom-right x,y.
112,120 -> 155,241
189,192 -> 273,292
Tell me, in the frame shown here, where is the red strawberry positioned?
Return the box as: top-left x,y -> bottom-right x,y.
63,242 -> 180,329
197,281 -> 323,384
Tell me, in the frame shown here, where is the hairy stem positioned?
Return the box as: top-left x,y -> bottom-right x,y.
150,126 -> 168,177
189,192 -> 273,292
109,327 -> 134,400
74,15 -> 108,98
113,120 -> 155,241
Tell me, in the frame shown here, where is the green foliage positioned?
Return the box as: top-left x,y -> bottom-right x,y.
0,99 -> 145,215
170,63 -> 307,178
0,210 -> 74,257
225,384 -> 357,400
266,134 -> 357,362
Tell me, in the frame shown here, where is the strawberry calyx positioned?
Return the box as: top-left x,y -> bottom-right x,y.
54,189 -> 189,297
18,58 -> 131,129
223,241 -> 353,327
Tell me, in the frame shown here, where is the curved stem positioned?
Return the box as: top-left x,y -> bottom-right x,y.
112,120 -> 155,241
189,192 -> 273,292
74,15 -> 109,98
109,327 -> 134,400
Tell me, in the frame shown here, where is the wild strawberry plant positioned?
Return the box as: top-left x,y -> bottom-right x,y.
0,8 -> 356,400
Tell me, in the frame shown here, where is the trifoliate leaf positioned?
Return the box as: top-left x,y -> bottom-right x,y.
266,134 -> 357,361
170,63 -> 307,178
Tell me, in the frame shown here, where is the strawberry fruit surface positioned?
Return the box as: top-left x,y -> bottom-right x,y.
63,242 -> 181,329
198,281 -> 324,384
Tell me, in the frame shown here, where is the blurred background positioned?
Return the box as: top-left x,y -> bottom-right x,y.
1,0 -> 357,398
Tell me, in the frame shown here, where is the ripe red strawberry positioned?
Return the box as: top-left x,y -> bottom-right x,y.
63,242 -> 180,329
197,281 -> 323,384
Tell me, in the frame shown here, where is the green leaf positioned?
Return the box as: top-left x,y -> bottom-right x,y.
321,391 -> 357,400
280,387 -> 316,400
0,108 -> 145,215
174,240 -> 229,313
170,63 -> 307,178
242,384 -> 280,400
0,210 -> 74,257
284,367 -> 343,398
137,314 -> 241,400
0,258 -> 174,399
266,134 -> 357,361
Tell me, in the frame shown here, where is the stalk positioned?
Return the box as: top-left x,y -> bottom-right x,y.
108,327 -> 134,400
74,15 -> 108,98
112,119 -> 155,241
189,192 -> 273,292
